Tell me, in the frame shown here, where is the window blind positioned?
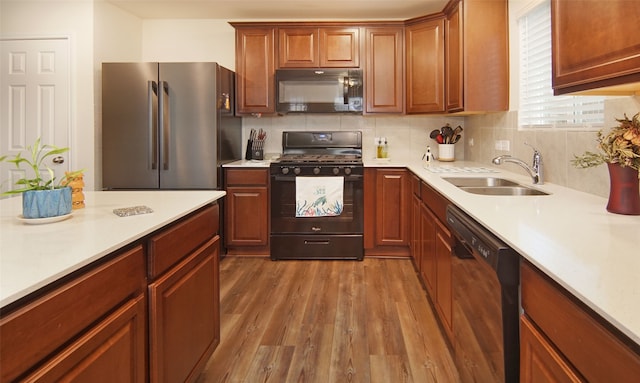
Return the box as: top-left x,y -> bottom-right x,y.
518,0 -> 604,129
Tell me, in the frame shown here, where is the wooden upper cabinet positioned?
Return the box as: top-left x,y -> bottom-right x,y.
319,27 -> 360,67
551,0 -> 640,95
234,26 -> 275,114
445,1 -> 463,112
278,26 -> 360,68
405,17 -> 445,114
445,0 -> 508,113
365,26 -> 404,113
279,27 -> 318,67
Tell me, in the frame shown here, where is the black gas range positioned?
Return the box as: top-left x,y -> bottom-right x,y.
269,131 -> 364,261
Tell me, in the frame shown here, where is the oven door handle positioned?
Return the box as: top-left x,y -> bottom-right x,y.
272,175 -> 363,182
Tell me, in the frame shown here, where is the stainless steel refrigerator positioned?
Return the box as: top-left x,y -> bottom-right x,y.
101,62 -> 241,190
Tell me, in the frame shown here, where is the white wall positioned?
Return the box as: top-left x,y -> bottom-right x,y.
93,1 -> 144,190
1,0 -> 96,190
141,19 -> 236,69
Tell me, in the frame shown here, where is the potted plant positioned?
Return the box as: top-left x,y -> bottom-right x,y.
1,138 -> 83,219
572,112 -> 640,215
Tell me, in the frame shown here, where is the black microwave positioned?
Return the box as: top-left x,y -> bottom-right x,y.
275,68 -> 363,114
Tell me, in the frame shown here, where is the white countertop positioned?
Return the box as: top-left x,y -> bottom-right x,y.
0,190 -> 225,307
403,159 -> 640,346
5,160 -> 638,346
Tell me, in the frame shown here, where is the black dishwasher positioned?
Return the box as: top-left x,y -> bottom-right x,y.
446,205 -> 520,383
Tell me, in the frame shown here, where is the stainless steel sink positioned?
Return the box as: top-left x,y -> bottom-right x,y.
459,186 -> 549,196
443,177 -> 520,187
443,177 -> 549,196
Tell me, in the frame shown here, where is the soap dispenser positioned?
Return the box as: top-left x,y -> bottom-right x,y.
381,138 -> 388,158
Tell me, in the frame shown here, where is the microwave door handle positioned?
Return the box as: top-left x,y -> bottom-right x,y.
343,77 -> 349,104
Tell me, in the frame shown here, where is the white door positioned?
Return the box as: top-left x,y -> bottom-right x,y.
0,38 -> 70,194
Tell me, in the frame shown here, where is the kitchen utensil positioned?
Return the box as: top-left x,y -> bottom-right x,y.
429,129 -> 440,139
452,134 -> 462,144
436,134 -> 444,144
441,125 -> 453,144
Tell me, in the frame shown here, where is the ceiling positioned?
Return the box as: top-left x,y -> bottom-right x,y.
105,0 -> 450,20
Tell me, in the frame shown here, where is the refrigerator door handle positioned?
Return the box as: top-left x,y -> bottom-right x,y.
159,81 -> 170,170
149,81 -> 158,170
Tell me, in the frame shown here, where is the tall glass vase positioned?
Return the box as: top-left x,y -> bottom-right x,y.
606,163 -> 640,215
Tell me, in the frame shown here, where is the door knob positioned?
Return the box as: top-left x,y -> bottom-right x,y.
52,156 -> 65,164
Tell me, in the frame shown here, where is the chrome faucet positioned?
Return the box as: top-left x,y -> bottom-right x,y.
492,143 -> 544,184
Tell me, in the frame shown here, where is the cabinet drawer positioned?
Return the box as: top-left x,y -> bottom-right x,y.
23,295 -> 147,383
148,204 -> 218,279
421,181 -> 449,223
411,174 -> 421,197
0,246 -> 145,383
521,261 -> 640,382
225,168 -> 268,186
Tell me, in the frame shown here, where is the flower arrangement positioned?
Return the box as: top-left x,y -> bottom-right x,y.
571,113 -> 640,173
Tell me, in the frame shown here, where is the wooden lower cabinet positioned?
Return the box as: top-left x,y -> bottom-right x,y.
434,218 -> 452,337
521,261 -> 640,383
24,295 -> 147,383
415,178 -> 453,339
224,168 -> 269,255
0,204 -> 222,383
520,315 -> 583,383
0,246 -> 146,382
419,202 -> 436,296
149,236 -> 220,383
408,174 -> 454,341
364,167 -> 410,257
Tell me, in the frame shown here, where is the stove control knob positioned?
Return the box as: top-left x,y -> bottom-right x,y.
293,167 -> 301,175
344,167 -> 352,175
281,167 -> 290,175
313,167 -> 321,175
332,167 -> 340,175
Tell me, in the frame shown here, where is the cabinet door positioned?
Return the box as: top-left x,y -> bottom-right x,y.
279,27 -> 318,68
225,185 -> 269,246
24,295 -> 147,383
411,193 -> 422,270
435,219 -> 453,337
374,168 -> 409,246
319,27 -> 360,68
149,236 -> 220,383
520,316 -> 583,383
445,1 -> 463,112
365,27 -> 404,113
405,17 -> 445,113
235,27 -> 275,114
420,202 -> 436,296
551,0 -> 640,94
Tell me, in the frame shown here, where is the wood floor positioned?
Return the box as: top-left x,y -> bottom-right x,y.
196,256 -> 460,383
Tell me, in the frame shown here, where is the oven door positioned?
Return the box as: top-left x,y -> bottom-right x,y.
270,174 -> 363,234
270,173 -> 364,260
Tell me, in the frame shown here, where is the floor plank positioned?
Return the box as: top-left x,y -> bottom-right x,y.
197,257 -> 460,383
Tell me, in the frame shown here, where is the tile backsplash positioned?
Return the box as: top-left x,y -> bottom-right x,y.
242,114 -> 465,162
464,96 -> 640,198
242,95 -> 639,198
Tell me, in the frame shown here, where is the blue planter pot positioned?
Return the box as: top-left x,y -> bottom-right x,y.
22,187 -> 72,219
